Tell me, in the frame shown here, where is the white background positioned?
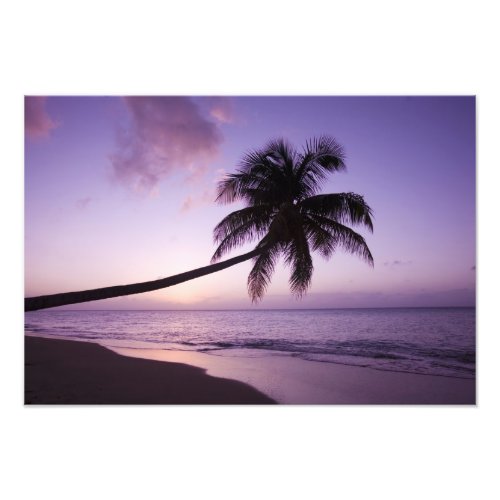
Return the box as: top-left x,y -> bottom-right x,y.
1,1 -> 498,499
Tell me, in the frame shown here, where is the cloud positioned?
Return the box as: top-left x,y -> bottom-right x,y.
110,96 -> 223,192
207,97 -> 234,124
181,188 -> 216,213
253,288 -> 475,309
180,167 -> 226,212
25,96 -> 57,139
383,260 -> 413,267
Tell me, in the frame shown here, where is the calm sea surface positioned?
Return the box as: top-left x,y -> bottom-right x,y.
25,308 -> 475,379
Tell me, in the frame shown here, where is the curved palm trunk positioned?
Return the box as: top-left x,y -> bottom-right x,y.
25,247 -> 264,312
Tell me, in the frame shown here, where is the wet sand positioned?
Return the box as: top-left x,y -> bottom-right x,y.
24,336 -> 275,404
110,346 -> 476,405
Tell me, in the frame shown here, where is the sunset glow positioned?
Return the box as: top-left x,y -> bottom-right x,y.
25,96 -> 475,309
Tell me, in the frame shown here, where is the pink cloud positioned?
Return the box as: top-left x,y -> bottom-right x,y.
110,96 -> 223,192
25,96 -> 57,138
181,188 -> 216,213
207,97 -> 234,124
180,168 -> 227,212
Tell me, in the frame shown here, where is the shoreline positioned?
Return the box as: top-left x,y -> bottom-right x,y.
25,334 -> 475,404
109,344 -> 476,404
26,332 -> 474,381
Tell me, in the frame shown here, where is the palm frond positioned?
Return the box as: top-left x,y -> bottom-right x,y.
247,242 -> 282,302
215,151 -> 288,206
302,216 -> 337,259
214,172 -> 244,205
262,138 -> 297,174
293,169 -> 324,200
211,205 -> 274,262
307,213 -> 374,266
214,170 -> 260,205
299,192 -> 374,232
295,136 -> 347,187
215,150 -> 270,204
283,226 -> 313,297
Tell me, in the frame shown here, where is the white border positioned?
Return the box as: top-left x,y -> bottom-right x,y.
3,1 -> 499,499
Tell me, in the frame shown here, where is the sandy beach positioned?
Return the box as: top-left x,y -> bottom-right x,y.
25,335 -> 475,405
25,336 -> 275,404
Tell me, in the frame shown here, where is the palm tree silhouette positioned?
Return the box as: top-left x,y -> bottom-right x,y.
25,136 -> 373,311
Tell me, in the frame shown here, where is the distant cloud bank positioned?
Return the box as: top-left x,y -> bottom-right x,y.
25,96 -> 57,139
54,286 -> 476,311
383,260 -> 413,267
110,96 -> 225,192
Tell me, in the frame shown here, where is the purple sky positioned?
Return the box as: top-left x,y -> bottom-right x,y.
24,96 -> 475,309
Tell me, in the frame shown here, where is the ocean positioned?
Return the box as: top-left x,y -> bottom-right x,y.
24,307 -> 475,380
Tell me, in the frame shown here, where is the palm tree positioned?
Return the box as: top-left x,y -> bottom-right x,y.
25,136 -> 373,311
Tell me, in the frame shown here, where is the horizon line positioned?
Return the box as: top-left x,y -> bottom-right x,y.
26,305 -> 476,312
